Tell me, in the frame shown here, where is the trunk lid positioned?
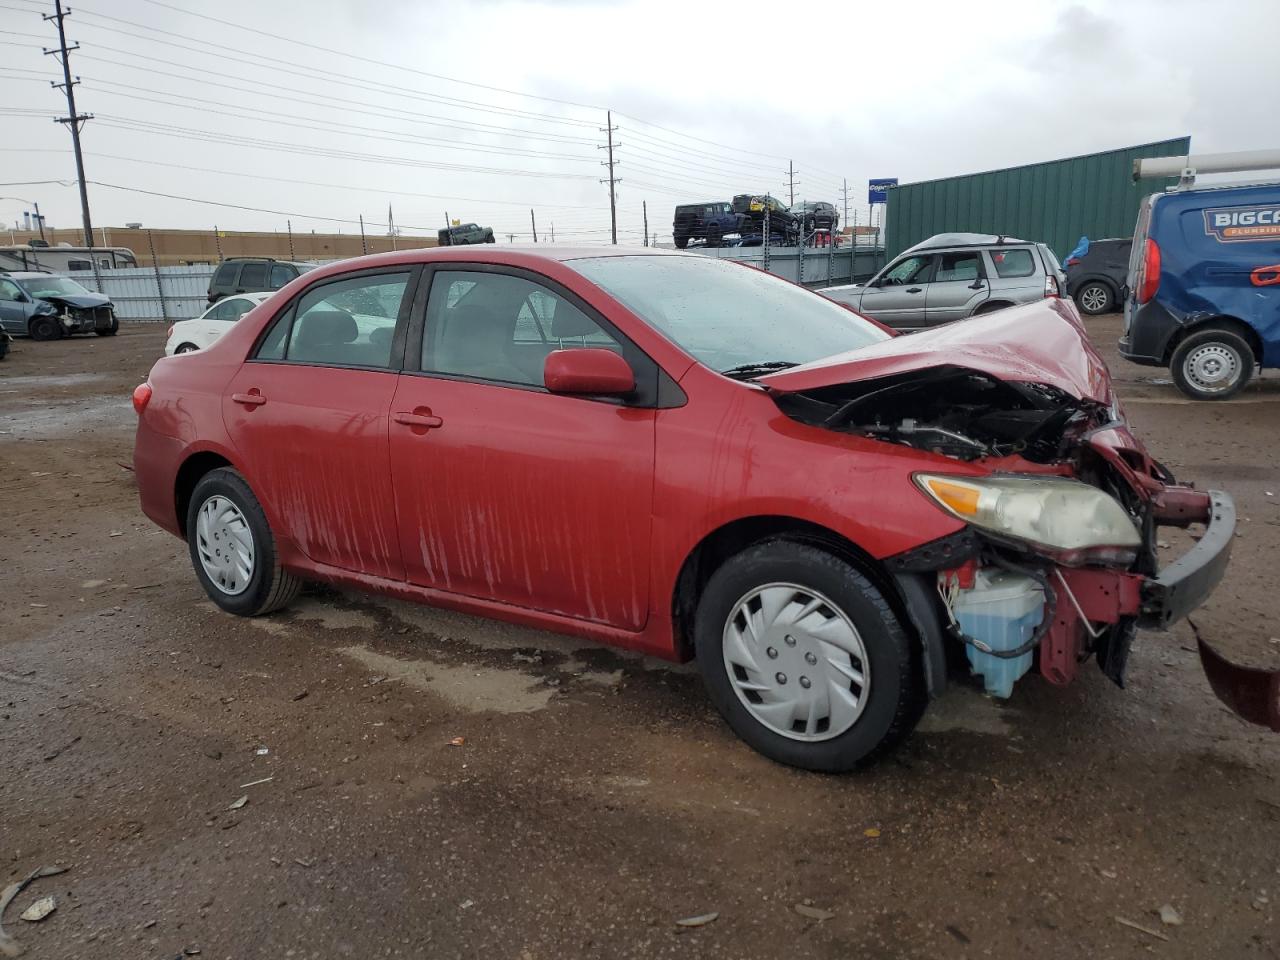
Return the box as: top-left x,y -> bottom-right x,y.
759,299 -> 1112,403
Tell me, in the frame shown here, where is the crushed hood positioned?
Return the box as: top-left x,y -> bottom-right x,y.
759,299 -> 1112,403
41,292 -> 112,310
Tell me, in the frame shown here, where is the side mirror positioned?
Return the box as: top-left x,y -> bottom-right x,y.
544,348 -> 635,397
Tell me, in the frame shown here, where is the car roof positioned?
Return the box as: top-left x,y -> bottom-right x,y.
4,271 -> 61,280
904,232 -> 1032,253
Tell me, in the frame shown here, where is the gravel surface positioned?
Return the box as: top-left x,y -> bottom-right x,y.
2,318 -> 1277,959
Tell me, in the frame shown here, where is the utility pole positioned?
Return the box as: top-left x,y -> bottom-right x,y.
214,224 -> 223,261
786,161 -> 797,207
642,200 -> 649,248
286,219 -> 295,259
599,110 -> 620,245
841,178 -> 849,234
388,204 -> 396,250
550,222 -> 555,243
44,0 -> 93,248
530,208 -> 538,243
359,214 -> 367,254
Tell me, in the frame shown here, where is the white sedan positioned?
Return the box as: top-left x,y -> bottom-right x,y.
164,292 -> 274,355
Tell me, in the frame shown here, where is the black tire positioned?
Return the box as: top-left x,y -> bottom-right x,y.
176,343 -> 199,354
95,314 -> 120,336
706,230 -> 723,248
1170,326 -> 1255,401
187,467 -> 302,616
674,235 -> 689,249
1073,281 -> 1114,316
694,540 -> 924,772
29,315 -> 62,341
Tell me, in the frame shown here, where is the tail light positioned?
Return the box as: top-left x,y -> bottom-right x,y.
132,382 -> 153,415
1045,274 -> 1061,297
1137,238 -> 1161,304
1065,256 -> 1081,267
166,324 -> 174,339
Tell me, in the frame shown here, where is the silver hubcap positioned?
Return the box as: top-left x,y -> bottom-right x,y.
1081,285 -> 1108,311
722,583 -> 870,742
195,495 -> 254,595
1184,342 -> 1242,394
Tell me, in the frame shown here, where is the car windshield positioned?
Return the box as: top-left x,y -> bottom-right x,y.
18,276 -> 93,298
571,255 -> 888,373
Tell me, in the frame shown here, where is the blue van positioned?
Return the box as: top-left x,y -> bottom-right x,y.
1119,180 -> 1280,399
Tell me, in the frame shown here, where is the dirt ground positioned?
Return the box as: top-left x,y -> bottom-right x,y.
2,316 -> 1278,960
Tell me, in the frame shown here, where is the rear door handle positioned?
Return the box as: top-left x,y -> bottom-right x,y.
393,410 -> 443,429
232,391 -> 267,407
906,287 -> 923,294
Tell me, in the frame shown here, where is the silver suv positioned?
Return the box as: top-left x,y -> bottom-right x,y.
823,233 -> 1067,330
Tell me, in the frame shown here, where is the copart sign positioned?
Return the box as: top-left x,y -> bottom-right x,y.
1203,204 -> 1280,242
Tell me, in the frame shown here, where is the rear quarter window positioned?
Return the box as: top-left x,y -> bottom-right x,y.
212,262 -> 239,287
989,248 -> 1036,278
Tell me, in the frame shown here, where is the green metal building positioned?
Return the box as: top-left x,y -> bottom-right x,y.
884,137 -> 1191,259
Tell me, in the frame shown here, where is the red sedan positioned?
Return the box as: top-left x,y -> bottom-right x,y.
132,247 -> 1265,772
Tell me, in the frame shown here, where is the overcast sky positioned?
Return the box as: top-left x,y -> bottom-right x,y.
2,0 -> 1276,246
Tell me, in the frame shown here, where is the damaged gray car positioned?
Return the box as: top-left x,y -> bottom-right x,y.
0,272 -> 119,340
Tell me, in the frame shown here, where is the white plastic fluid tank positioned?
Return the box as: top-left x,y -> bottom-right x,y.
950,569 -> 1046,698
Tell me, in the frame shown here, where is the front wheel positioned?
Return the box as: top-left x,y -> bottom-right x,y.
175,343 -> 199,354
187,467 -> 302,616
1170,327 -> 1254,400
95,314 -> 120,336
29,316 -> 62,341
694,541 -> 923,772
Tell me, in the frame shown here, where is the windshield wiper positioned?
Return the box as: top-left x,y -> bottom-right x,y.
720,361 -> 799,380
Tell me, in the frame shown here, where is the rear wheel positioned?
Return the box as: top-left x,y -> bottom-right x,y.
29,316 -> 62,341
187,467 -> 302,616
694,540 -> 923,772
674,235 -> 689,249
1074,281 -> 1114,315
176,343 -> 199,354
1170,326 -> 1254,400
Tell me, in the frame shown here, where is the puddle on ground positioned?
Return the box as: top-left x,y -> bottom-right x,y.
0,372 -> 110,391
0,396 -> 132,439
339,644 -> 556,714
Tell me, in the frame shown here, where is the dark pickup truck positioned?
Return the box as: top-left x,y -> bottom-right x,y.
438,223 -> 496,246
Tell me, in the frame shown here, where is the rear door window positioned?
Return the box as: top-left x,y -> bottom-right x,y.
238,262 -> 269,288
269,264 -> 295,288
212,262 -> 240,288
257,271 -> 410,367
988,248 -> 1036,278
933,251 -> 984,282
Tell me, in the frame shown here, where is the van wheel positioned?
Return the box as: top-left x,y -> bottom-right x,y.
694,540 -> 923,772
1074,281 -> 1114,315
187,467 -> 302,616
1170,327 -> 1254,400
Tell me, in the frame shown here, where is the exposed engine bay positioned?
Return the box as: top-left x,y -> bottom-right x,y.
772,364 -> 1103,463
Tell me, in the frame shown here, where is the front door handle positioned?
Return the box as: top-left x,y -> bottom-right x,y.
906,287 -> 923,294
232,391 -> 267,407
393,409 -> 443,430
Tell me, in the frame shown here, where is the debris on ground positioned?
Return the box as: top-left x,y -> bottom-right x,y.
863,828 -> 881,838
228,795 -> 248,810
254,746 -> 269,756
1115,916 -> 1169,941
794,903 -> 835,921
675,912 -> 718,927
291,690 -> 309,702
1159,904 -> 1183,926
0,865 -> 69,957
448,737 -> 465,747
18,898 -> 55,923
42,736 -> 81,762
239,777 -> 273,789
293,858 -> 314,869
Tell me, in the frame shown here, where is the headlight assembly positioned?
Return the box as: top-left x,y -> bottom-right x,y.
915,473 -> 1141,565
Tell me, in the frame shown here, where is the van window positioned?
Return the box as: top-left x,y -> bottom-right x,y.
989,248 -> 1035,278
67,259 -> 92,271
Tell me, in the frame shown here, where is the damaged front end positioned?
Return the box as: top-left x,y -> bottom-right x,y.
771,363 -> 1278,732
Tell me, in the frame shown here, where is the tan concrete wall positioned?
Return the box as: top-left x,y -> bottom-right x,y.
4,227 -> 437,267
